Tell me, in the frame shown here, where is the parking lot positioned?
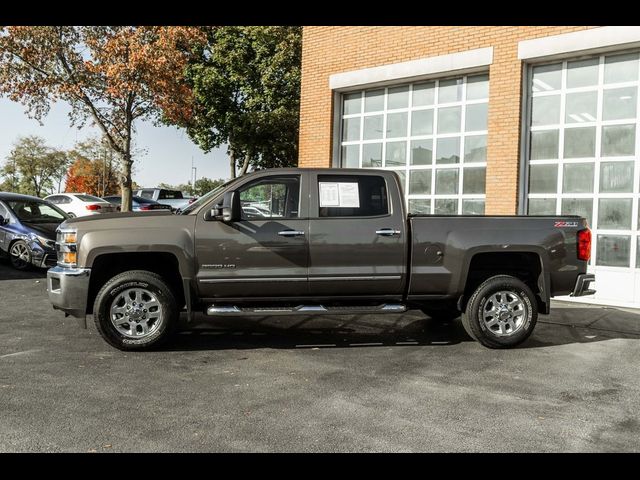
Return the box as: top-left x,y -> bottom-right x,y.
1,259 -> 640,452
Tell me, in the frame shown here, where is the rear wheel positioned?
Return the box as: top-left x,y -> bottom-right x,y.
9,240 -> 31,270
463,275 -> 537,349
93,270 -> 178,351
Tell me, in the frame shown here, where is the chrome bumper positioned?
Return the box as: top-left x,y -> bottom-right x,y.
47,266 -> 91,318
570,273 -> 596,297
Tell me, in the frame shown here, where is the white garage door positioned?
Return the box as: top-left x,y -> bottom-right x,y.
525,51 -> 640,307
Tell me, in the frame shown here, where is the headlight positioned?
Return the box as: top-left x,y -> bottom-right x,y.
28,233 -> 55,248
56,227 -> 78,267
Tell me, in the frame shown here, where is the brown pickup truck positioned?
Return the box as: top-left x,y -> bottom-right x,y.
47,168 -> 595,350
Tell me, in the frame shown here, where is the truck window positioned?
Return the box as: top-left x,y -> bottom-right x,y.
139,190 -> 155,200
159,190 -> 183,200
238,176 -> 300,220
317,175 -> 388,217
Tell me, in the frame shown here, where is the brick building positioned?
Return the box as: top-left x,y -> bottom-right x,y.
298,26 -> 640,307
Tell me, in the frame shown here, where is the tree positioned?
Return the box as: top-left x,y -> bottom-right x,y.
193,177 -> 224,197
175,26 -> 302,178
0,26 -> 205,211
0,135 -> 69,196
65,137 -> 121,196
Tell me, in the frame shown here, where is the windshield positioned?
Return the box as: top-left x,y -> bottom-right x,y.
8,200 -> 68,223
179,178 -> 239,215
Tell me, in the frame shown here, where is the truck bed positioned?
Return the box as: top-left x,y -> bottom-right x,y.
407,215 -> 587,303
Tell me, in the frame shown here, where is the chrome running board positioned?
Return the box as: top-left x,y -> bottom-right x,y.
206,303 -> 406,316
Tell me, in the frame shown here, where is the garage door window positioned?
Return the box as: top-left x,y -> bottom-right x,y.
340,74 -> 489,215
526,52 -> 640,268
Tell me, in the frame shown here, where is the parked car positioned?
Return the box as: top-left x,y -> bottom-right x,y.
44,193 -> 117,218
133,188 -> 190,212
0,192 -> 68,270
47,168 -> 595,351
102,195 -> 172,212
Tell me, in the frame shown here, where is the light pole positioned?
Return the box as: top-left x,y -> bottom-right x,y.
190,156 -> 197,196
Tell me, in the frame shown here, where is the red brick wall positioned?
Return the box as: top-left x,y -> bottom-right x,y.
299,26 -> 594,214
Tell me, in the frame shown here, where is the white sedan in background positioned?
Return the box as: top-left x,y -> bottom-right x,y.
44,193 -> 117,217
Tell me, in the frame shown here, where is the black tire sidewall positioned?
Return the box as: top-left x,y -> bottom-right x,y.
467,276 -> 537,348
94,272 -> 176,350
9,240 -> 31,270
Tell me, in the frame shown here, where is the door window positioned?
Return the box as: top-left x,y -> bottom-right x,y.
238,176 -> 300,220
318,175 -> 389,217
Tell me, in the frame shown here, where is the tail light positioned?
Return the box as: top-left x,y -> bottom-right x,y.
86,204 -> 101,211
577,228 -> 591,261
139,205 -> 152,211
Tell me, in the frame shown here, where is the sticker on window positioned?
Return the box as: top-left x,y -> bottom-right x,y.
319,182 -> 360,208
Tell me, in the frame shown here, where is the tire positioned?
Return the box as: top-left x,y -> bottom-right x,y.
9,240 -> 31,270
464,275 -> 538,349
421,309 -> 460,322
93,270 -> 178,351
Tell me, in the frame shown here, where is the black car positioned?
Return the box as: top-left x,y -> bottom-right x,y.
0,192 -> 69,270
102,195 -> 173,212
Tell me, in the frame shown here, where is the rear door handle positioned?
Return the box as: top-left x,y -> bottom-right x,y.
376,228 -> 401,236
278,230 -> 305,237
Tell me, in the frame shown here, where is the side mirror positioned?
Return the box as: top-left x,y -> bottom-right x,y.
221,190 -> 241,222
0,215 -> 7,226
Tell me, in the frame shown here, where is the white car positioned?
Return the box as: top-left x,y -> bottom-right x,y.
44,193 -> 117,218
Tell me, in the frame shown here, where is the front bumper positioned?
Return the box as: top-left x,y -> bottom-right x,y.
570,273 -> 596,297
27,241 -> 57,269
47,266 -> 91,318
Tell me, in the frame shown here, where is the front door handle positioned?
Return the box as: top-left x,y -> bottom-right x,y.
278,230 -> 305,237
376,228 -> 401,236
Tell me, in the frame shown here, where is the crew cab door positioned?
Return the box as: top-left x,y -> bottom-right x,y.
194,173 -> 309,299
308,172 -> 407,297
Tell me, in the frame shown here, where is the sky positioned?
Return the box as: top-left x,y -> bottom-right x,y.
0,98 -> 231,188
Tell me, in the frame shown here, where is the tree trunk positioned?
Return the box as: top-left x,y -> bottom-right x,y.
229,148 -> 236,179
120,152 -> 133,212
239,156 -> 250,176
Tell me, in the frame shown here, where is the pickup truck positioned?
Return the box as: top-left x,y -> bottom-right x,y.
133,188 -> 191,212
47,168 -> 595,351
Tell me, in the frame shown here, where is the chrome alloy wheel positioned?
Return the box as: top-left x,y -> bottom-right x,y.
109,288 -> 164,339
10,242 -> 30,268
482,290 -> 527,337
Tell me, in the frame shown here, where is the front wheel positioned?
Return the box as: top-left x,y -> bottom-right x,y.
462,275 -> 537,349
9,240 -> 31,270
93,270 -> 178,351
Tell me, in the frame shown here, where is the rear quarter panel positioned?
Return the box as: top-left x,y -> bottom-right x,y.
407,216 -> 588,299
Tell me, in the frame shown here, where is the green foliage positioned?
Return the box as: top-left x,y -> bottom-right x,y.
177,26 -> 302,177
0,135 -> 70,197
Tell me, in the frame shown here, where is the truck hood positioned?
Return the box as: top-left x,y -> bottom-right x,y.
65,211 -> 173,224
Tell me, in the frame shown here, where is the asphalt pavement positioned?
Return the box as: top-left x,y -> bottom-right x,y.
1,258 -> 640,452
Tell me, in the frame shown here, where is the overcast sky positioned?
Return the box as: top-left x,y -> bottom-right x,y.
0,98 -> 231,187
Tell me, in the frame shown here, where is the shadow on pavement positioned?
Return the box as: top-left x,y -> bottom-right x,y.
0,258 -> 47,280
168,313 -> 471,351
165,304 -> 640,351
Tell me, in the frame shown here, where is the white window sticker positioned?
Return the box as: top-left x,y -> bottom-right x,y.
319,182 -> 340,207
337,182 -> 360,208
319,182 -> 360,208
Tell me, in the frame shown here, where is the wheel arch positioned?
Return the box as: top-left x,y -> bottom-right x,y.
86,251 -> 191,315
458,250 -> 549,314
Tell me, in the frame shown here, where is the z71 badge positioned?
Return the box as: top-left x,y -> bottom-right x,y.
554,221 -> 579,228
